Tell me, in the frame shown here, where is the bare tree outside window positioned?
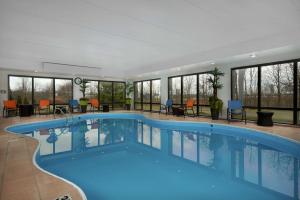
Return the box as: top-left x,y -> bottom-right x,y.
55,79 -> 72,105
232,67 -> 258,107
261,63 -> 293,108
9,76 -> 32,104
142,81 -> 151,111
169,77 -> 181,104
183,75 -> 197,103
34,78 -> 54,105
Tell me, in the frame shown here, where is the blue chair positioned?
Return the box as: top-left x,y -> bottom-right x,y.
160,99 -> 173,115
69,99 -> 80,113
227,100 -> 246,124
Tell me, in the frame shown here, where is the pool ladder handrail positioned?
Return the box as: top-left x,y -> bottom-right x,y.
53,106 -> 74,126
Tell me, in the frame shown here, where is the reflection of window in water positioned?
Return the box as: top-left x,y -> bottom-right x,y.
233,141 -> 298,199
34,127 -> 72,155
172,131 -> 181,157
244,144 -> 258,184
34,130 -> 53,156
199,135 -> 214,167
85,128 -> 98,148
152,128 -> 161,149
55,128 -> 71,153
143,124 -> 151,146
137,122 -> 161,150
183,132 -> 197,162
262,149 -> 294,197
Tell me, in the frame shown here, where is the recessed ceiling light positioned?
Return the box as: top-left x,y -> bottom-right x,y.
250,53 -> 256,58
210,62 -> 215,65
34,70 -> 38,73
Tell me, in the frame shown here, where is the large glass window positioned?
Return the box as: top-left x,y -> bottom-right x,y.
8,76 -> 33,104
261,63 -> 293,108
142,81 -> 151,111
151,79 -> 161,111
169,77 -> 181,105
198,73 -> 213,116
55,79 -> 72,105
113,82 -> 125,110
99,81 -> 113,108
34,77 -> 54,106
261,63 -> 294,123
134,82 -> 142,110
134,79 -> 161,111
231,67 -> 258,120
86,81 -> 98,100
183,75 -> 197,104
232,61 -> 299,124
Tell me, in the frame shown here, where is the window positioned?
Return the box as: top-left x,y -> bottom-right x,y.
168,72 -> 213,115
261,63 -> 294,123
134,79 -> 161,111
142,81 -> 151,111
168,77 -> 181,105
198,73 -> 213,116
113,82 -> 125,110
231,67 -> 258,120
134,82 -> 142,110
99,81 -> 113,108
151,79 -> 161,111
86,81 -> 98,100
55,79 -> 72,105
8,76 -> 32,104
34,77 -> 54,107
261,63 -> 293,108
183,75 -> 197,104
231,60 -> 299,124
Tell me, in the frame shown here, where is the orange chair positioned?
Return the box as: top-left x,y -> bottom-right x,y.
90,98 -> 100,112
3,100 -> 17,117
184,99 -> 196,117
38,99 -> 50,115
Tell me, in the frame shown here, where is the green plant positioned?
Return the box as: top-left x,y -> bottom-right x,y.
208,67 -> 225,118
208,97 -> 223,112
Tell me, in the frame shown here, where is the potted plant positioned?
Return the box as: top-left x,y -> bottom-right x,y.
208,67 -> 224,120
79,79 -> 89,113
125,81 -> 134,110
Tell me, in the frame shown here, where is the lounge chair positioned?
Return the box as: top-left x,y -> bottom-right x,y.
227,100 -> 246,124
3,100 -> 17,117
69,99 -> 80,113
184,99 -> 195,117
160,99 -> 173,115
38,99 -> 50,115
90,98 -> 100,112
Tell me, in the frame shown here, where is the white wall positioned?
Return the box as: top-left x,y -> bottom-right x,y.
0,69 -> 125,115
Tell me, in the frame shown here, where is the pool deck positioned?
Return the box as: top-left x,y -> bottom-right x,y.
0,111 -> 299,200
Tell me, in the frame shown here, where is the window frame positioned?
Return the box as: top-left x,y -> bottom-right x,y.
168,71 -> 212,115
134,78 -> 161,112
8,75 -> 74,113
231,58 -> 300,125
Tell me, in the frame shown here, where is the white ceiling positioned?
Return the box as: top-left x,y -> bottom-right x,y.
0,0 -> 300,78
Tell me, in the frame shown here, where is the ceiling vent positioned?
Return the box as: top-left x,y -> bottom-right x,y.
41,62 -> 102,76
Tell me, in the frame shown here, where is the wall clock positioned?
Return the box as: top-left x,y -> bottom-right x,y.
74,77 -> 82,85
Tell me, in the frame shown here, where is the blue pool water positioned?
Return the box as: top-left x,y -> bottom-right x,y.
7,114 -> 300,200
